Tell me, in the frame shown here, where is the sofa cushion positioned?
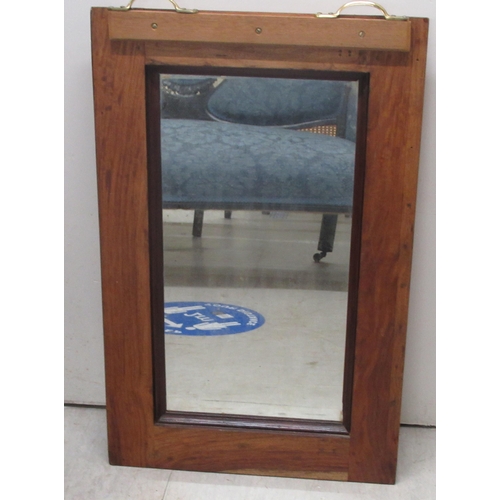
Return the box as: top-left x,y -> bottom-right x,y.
161,119 -> 355,211
206,78 -> 349,127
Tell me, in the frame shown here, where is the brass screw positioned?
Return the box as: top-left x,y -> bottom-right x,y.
358,30 -> 365,37
151,23 -> 158,29
255,27 -> 262,34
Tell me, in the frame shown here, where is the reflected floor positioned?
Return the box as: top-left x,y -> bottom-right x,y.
162,210 -> 351,291
163,210 -> 351,421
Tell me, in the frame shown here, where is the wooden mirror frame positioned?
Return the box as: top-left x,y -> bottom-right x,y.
91,6 -> 428,484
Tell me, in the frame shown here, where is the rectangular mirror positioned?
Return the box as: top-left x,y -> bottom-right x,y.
147,69 -> 366,424
91,6 -> 428,483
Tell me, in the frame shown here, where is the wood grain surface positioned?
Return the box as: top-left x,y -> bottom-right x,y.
108,10 -> 411,51
91,7 -> 428,483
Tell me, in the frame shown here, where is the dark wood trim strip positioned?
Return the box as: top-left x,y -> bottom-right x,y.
159,411 -> 348,435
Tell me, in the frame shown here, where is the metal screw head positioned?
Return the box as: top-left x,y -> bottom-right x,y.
151,23 -> 158,29
358,30 -> 365,37
255,27 -> 262,34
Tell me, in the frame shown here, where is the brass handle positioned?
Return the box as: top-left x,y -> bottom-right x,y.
316,1 -> 408,20
110,0 -> 198,14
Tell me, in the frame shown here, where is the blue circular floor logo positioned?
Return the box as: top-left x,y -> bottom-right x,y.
164,302 -> 265,336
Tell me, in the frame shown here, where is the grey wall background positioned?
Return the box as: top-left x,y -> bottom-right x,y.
64,0 -> 436,425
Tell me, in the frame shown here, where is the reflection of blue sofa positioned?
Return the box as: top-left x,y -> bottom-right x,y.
160,76 -> 358,262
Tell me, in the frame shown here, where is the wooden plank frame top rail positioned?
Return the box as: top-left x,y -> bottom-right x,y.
90,6 -> 428,485
107,9 -> 411,51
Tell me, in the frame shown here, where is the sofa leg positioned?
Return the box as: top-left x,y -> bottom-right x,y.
313,214 -> 338,262
192,209 -> 204,237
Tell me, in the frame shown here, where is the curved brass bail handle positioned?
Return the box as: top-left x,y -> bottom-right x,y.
316,1 -> 408,20
110,0 -> 198,14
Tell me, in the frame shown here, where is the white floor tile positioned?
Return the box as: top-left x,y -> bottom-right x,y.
65,407 -> 435,500
64,407 -> 171,500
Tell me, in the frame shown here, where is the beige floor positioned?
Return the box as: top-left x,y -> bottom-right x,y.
162,210 -> 351,421
64,406 -> 436,499
162,210 -> 352,291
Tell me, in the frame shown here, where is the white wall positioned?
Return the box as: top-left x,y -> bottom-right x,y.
64,0 -> 436,425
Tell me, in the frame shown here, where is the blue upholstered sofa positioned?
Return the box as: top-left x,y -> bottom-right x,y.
159,75 -> 358,262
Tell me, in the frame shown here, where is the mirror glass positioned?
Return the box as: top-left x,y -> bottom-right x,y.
155,72 -> 360,422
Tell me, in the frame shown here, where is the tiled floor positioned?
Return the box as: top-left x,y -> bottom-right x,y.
64,406 -> 436,499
